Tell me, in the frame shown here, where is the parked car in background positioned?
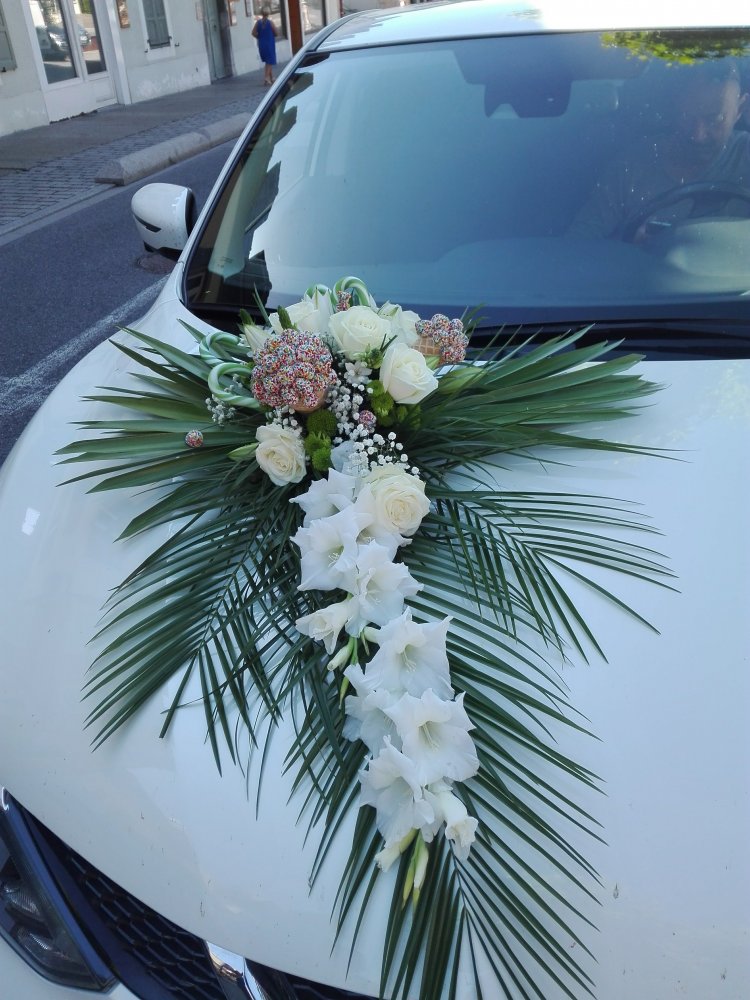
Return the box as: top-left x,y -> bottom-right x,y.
1,2 -> 749,998
45,20 -> 91,55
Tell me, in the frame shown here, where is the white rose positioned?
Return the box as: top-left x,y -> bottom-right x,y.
379,342 -> 438,405
328,305 -> 392,358
269,295 -> 332,336
378,302 -> 420,347
359,466 -> 431,538
255,425 -> 306,486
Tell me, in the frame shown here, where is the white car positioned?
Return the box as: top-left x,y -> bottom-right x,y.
2,3 -> 750,999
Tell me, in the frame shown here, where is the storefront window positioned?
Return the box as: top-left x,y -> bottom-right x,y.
30,0 -> 77,83
79,0 -> 107,74
300,0 -> 324,36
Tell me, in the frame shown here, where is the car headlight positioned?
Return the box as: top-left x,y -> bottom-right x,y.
1,787 -> 371,999
0,787 -> 114,991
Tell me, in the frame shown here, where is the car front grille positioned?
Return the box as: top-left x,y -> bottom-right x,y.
22,804 -> 370,1000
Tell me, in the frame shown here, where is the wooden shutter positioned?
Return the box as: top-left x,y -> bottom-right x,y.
142,0 -> 170,48
0,3 -> 16,72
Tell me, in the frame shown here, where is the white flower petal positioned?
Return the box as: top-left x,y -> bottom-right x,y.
359,739 -> 434,844
343,670 -> 400,754
255,425 -> 306,486
386,690 -> 478,786
365,610 -> 453,698
425,785 -> 479,861
380,342 -> 438,405
291,470 -> 357,523
328,305 -> 391,358
292,506 -> 373,592
345,542 -> 421,633
295,598 -> 355,654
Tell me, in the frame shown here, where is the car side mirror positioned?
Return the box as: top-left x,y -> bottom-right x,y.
131,183 -> 197,260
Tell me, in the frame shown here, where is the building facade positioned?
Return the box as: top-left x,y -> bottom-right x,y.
0,0 -> 341,137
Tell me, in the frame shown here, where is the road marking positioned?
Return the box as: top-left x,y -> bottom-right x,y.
0,280 -> 167,420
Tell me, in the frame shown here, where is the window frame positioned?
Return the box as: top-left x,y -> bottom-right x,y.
0,2 -> 17,72
142,0 -> 170,49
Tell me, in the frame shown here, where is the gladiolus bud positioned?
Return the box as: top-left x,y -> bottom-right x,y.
412,835 -> 429,898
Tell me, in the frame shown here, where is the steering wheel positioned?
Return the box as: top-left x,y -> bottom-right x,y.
620,181 -> 750,242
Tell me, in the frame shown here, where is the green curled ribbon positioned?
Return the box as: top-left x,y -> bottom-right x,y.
206,362 -> 260,408
199,331 -> 247,368
333,276 -> 372,307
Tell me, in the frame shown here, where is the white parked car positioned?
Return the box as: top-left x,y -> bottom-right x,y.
1,3 -> 749,999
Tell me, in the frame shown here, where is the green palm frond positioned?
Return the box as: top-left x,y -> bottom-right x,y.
60,321 -> 670,999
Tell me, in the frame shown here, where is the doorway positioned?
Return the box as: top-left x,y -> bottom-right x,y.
27,0 -> 115,121
202,0 -> 232,81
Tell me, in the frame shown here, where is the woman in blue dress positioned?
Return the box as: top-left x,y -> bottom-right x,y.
252,7 -> 278,87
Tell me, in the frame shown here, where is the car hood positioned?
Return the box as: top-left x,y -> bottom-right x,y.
1,271 -> 749,998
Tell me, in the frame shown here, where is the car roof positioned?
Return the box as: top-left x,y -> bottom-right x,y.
317,0 -> 750,52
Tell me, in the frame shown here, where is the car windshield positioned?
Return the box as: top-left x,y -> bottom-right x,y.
184,28 -> 750,335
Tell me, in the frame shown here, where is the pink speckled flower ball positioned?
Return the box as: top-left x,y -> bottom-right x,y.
251,330 -> 335,411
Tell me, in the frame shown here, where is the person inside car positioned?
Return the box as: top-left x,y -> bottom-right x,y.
569,59 -> 750,239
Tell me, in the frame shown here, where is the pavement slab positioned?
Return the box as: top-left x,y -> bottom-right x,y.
0,66 -> 276,238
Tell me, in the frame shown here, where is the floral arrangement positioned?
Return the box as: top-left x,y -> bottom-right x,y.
60,277 -> 670,1000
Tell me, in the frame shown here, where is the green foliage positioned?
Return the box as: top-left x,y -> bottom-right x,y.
306,408 -> 337,436
368,380 -> 395,420
277,305 -> 294,329
304,431 -> 333,472
393,403 -> 421,431
59,324 -> 670,1000
602,29 -> 750,64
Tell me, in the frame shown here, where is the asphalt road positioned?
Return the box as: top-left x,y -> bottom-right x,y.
0,143 -> 232,468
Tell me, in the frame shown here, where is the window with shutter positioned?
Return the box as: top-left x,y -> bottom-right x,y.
142,0 -> 170,48
0,3 -> 16,72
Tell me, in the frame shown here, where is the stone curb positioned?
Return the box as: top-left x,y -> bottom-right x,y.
95,113 -> 249,187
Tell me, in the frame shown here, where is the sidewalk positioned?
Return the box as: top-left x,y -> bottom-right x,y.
0,66 -> 279,239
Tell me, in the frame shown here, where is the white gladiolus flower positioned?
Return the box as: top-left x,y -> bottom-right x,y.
359,739 -> 434,845
363,610 -> 453,699
385,690 -> 478,786
292,506 -> 372,592
328,305 -> 392,358
295,599 -> 355,655
343,664 -> 399,753
291,470 -> 357,524
255,425 -> 307,486
425,782 -> 479,861
379,342 -> 438,405
411,834 -> 430,896
345,542 -> 422,634
357,466 -> 431,540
